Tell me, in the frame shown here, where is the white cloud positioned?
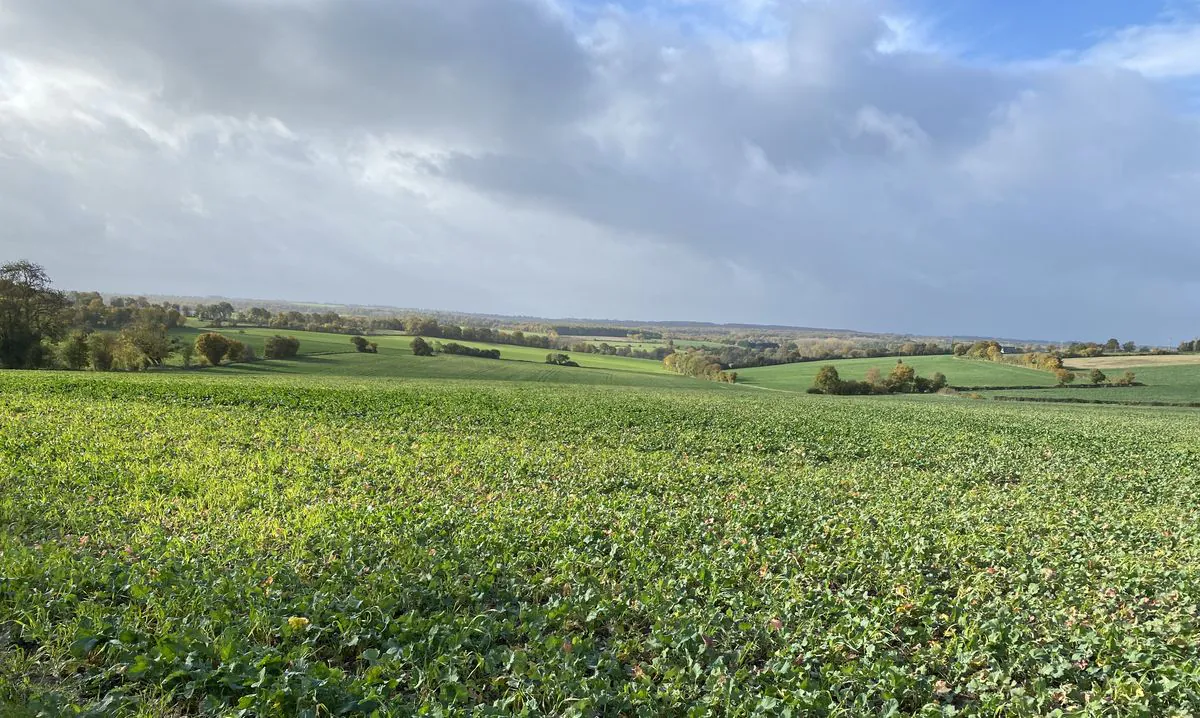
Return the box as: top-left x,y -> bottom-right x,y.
1,0 -> 1200,341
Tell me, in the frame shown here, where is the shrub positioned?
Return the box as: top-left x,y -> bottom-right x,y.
226,340 -> 247,363
351,336 -> 370,353
59,330 -> 91,370
1055,369 -> 1076,386
1089,369 -> 1107,385
411,337 -> 434,357
195,333 -> 232,367
546,353 -> 579,367
264,335 -> 301,359
87,333 -> 118,371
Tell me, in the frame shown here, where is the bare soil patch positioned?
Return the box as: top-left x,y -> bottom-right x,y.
1064,355 -> 1200,370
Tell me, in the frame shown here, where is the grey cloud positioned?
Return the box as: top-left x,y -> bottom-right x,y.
2,0 -> 1200,341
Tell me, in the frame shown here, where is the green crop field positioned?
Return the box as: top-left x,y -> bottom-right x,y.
736,356 -> 1056,392
5,370 -> 1200,715
983,364 -> 1200,406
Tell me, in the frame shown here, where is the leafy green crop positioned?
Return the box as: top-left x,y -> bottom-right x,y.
3,372 -> 1200,716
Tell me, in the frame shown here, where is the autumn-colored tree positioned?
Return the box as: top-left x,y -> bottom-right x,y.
1089,369 -> 1107,385
195,332 -> 232,367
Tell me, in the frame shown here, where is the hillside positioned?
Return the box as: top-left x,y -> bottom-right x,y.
736,355 -> 1057,392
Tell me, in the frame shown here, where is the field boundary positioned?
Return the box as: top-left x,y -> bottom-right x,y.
991,395 -> 1200,409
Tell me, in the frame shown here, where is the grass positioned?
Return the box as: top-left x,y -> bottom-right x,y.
984,363 -> 1200,405
4,370 -> 1200,714
736,355 -> 1057,392
167,327 -> 698,389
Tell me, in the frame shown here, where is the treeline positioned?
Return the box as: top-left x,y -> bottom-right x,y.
711,339 -> 950,370
955,341 -> 1065,372
565,341 -> 673,361
436,342 -> 500,360
550,325 -> 662,339
664,350 -> 737,383
0,262 -> 196,370
809,362 -> 947,395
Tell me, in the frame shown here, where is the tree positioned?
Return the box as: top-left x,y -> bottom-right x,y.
1122,341 -> 1136,353
886,361 -> 917,392
1089,369 -> 1107,385
864,367 -> 883,388
1055,369 -> 1076,386
59,330 -> 91,369
195,332 -> 232,366
1180,340 -> 1196,354
179,341 -> 195,368
264,335 -> 300,359
1105,338 -> 1120,353
87,333 -> 117,371
929,372 -> 948,392
0,260 -> 68,368
813,366 -> 842,394
226,340 -> 247,363
1114,371 -> 1137,386
120,321 -> 174,366
411,336 -> 434,357
351,336 -> 370,353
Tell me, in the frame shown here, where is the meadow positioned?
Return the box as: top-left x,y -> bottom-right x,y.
735,356 -> 1056,392
166,327 -> 694,389
984,363 -> 1200,406
4,370 -> 1200,715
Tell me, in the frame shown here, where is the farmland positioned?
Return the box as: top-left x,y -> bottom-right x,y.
166,327 -> 693,389
984,363 -> 1200,406
736,355 -> 1056,392
5,371 -> 1200,715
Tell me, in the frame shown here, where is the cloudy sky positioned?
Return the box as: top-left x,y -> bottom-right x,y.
2,0 -> 1199,342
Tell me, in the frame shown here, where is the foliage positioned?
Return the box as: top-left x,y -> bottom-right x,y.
410,336 -> 434,357
1089,369 -> 1107,385
226,340 -> 248,363
58,330 -> 92,370
351,336 -> 377,353
264,335 -> 301,360
1055,369 -> 1077,386
545,353 -> 580,367
0,260 -> 67,368
86,333 -> 118,372
437,342 -> 500,360
195,332 -> 232,367
811,360 -> 945,395
4,373 -> 1200,714
663,349 -> 737,383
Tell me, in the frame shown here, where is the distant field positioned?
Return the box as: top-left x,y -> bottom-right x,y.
736,355 -> 1056,392
984,363 -> 1200,405
1064,355 -> 1200,369
166,327 -> 706,389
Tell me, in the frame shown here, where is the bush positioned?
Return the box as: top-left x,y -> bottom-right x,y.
546,353 -> 579,367
226,340 -> 247,363
1089,369 -> 1107,385
411,337 -> 434,357
195,333 -> 232,367
59,330 -> 91,370
1055,369 -> 1076,386
1113,371 -> 1137,386
351,336 -> 378,353
264,335 -> 301,359
87,333 -> 118,371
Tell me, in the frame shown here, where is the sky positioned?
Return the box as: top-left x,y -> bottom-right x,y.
2,1 -> 1199,343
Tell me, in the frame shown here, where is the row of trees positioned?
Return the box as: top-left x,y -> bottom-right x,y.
663,350 -> 737,383
810,362 -> 947,396
436,342 -> 500,359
